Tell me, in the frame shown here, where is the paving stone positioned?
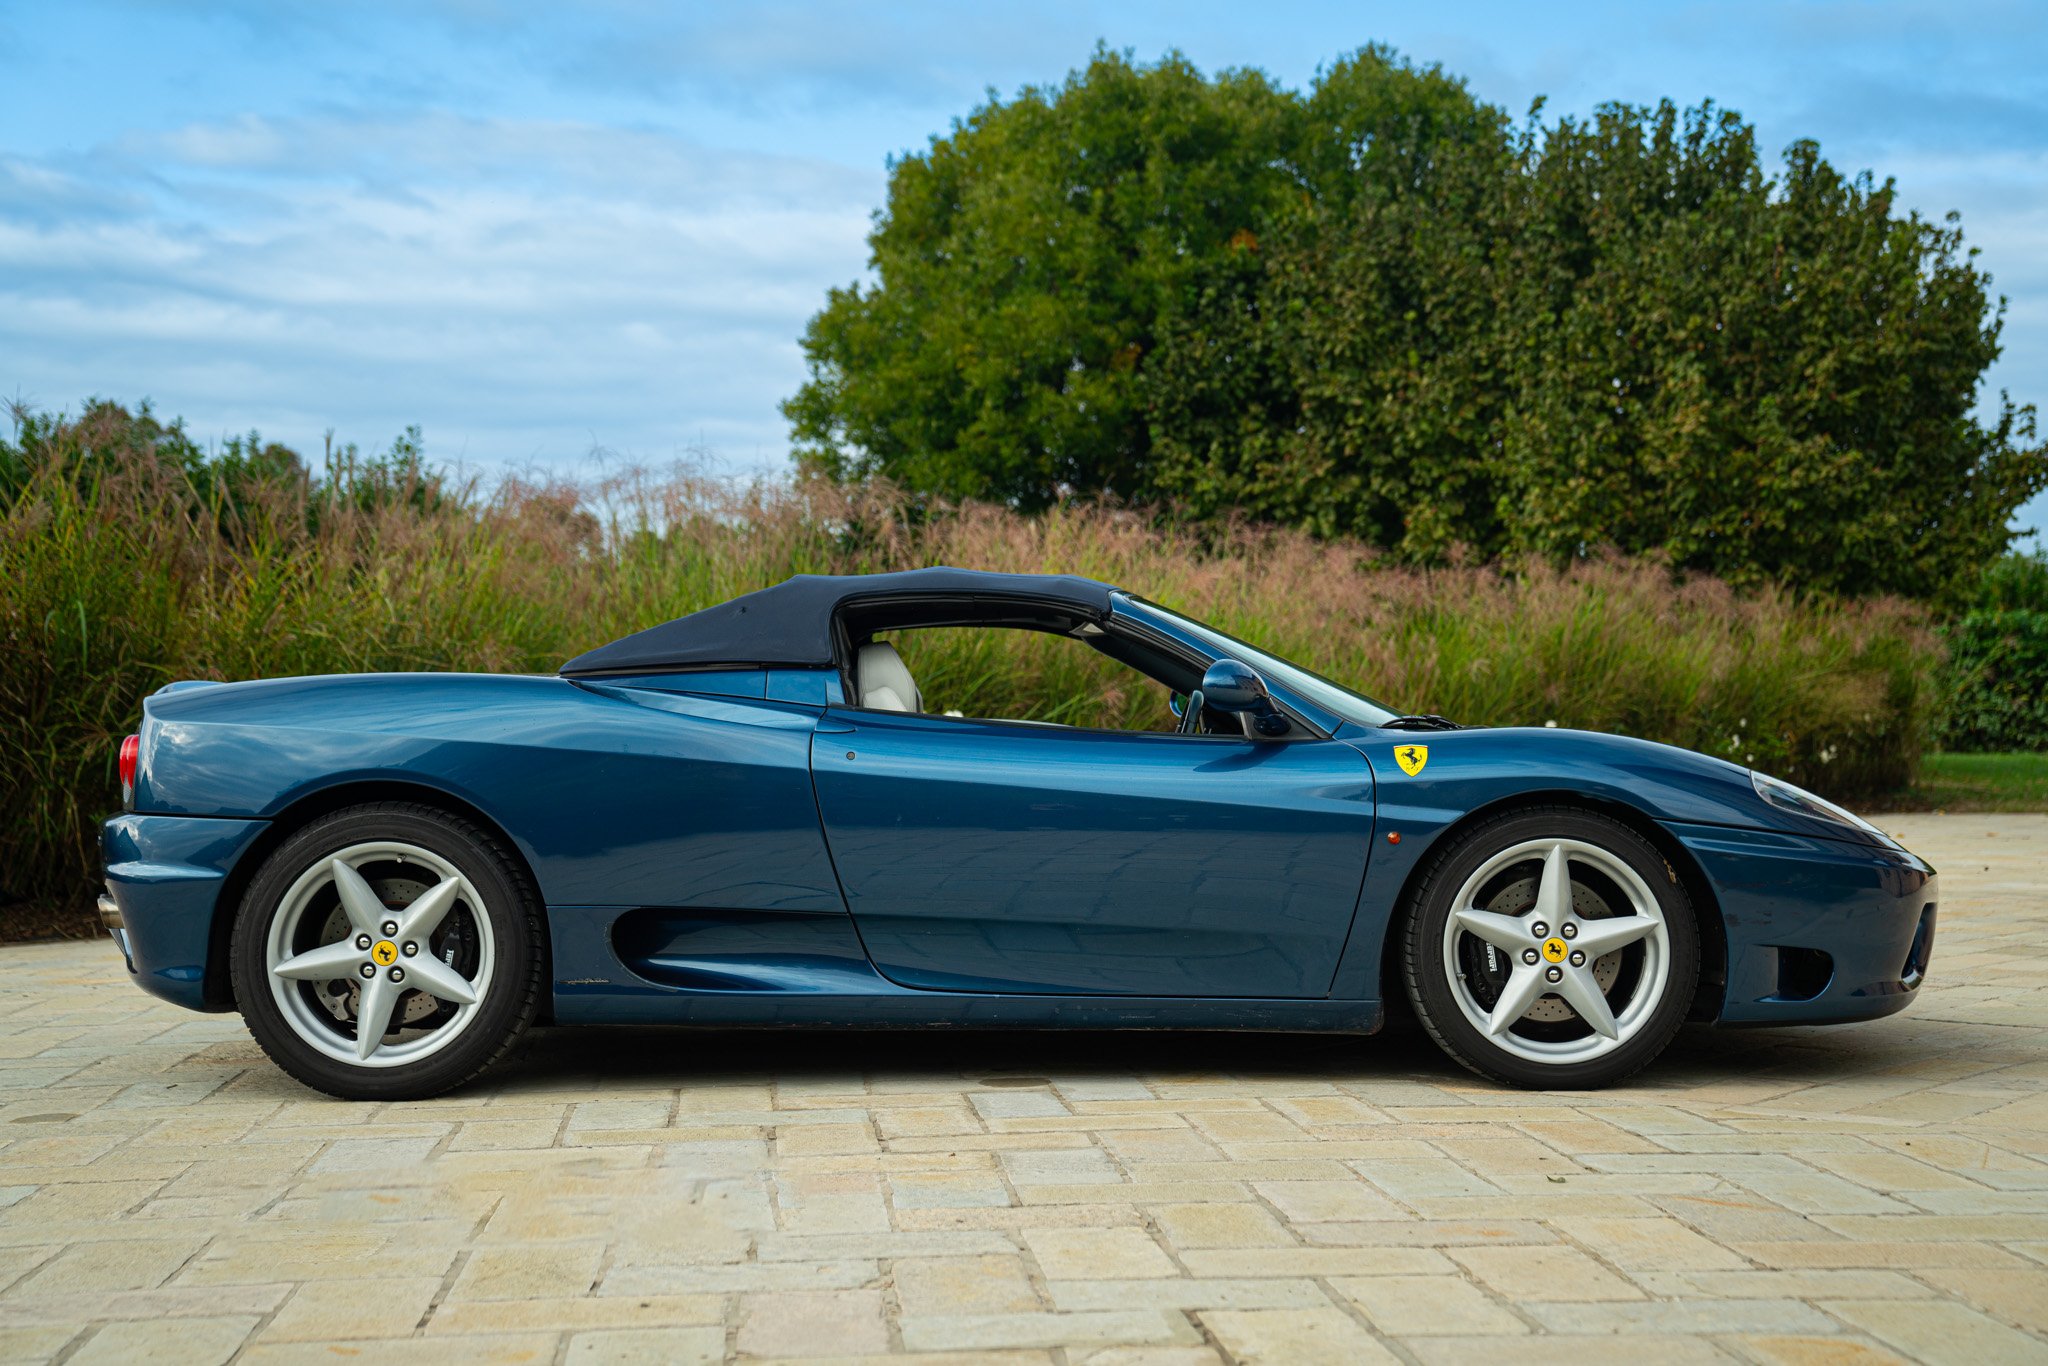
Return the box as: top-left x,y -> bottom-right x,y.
1151,1201 -> 1296,1250
1019,1180 -> 1251,1205
971,1090 -> 1072,1120
1046,1277 -> 1330,1312
427,1294 -> 724,1334
1252,1179 -> 1404,1223
1736,1239 -> 2030,1270
893,1254 -> 1040,1317
999,1146 -> 1122,1184
1523,1296 -> 1839,1335
262,1275 -> 442,1341
1821,1298 -> 2046,1363
756,1230 -> 1014,1260
0,1325 -> 80,1363
1554,1215 -> 1749,1271
1300,1217 -> 1555,1247
1402,1333 -> 1731,1364
1354,1156 -> 1507,1200
1731,1336 -> 1910,1366
1022,1227 -> 1179,1280
776,1121 -> 878,1156
599,1258 -> 879,1294
1628,1268 -> 1930,1301
889,1170 -> 1013,1209
1332,1273 -> 1529,1335
735,1287 -> 890,1356
16,1238 -> 200,1293
67,1316 -> 259,1365
450,1241 -> 606,1300
1447,1244 -> 1644,1302
894,1203 -> 1144,1232
1915,1265 -> 2048,1332
900,1310 -> 1188,1351
240,1332 -> 560,1363
562,1325 -> 725,1364
1198,1307 -> 1397,1362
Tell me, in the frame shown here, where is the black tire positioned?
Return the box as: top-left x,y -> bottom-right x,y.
1401,805 -> 1699,1089
230,802 -> 544,1100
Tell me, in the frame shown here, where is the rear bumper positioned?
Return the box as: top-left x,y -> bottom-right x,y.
1666,821 -> 1938,1025
101,813 -> 269,1012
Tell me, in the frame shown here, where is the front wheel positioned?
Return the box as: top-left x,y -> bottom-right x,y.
230,803 -> 544,1100
1402,806 -> 1699,1089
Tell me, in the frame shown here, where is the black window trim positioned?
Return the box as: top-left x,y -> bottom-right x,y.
827,606 -> 1331,743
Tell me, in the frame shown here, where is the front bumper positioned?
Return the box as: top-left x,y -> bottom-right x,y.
101,812 -> 269,1012
1667,821 -> 1938,1025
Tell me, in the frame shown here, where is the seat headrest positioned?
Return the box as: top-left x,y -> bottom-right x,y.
856,642 -> 920,712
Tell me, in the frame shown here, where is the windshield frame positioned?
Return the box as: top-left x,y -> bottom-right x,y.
1112,594 -> 1400,730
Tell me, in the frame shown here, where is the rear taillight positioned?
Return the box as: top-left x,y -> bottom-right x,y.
118,734 -> 139,807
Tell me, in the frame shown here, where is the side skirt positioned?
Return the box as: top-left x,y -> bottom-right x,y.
556,991 -> 1382,1031
548,904 -> 1382,1032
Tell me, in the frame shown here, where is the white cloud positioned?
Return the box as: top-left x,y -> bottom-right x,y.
1,111 -> 880,473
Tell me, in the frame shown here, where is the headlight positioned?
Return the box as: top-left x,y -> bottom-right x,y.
1751,771 -> 1898,847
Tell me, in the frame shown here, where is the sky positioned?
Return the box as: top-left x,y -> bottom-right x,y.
3,1 -> 2045,534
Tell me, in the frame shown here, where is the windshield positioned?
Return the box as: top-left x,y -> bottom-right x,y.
1118,596 -> 1401,729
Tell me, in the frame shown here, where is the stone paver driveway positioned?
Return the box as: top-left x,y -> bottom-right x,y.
2,813 -> 2045,1364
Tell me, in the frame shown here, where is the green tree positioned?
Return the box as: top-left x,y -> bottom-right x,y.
1145,51 -> 1519,556
785,46 -> 2046,599
2,398 -> 308,522
1491,106 -> 2039,600
784,46 -> 1300,507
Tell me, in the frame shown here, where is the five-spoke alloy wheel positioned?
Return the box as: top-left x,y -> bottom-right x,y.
1403,806 -> 1699,1089
232,803 -> 544,1100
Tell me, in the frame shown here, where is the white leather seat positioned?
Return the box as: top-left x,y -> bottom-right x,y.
856,642 -> 921,712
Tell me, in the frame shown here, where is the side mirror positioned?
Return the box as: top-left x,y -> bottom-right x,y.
1200,659 -> 1289,736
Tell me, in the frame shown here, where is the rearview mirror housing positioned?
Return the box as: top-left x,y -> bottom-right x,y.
1200,659 -> 1289,735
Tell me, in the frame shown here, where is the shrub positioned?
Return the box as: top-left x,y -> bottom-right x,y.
1938,611 -> 2048,752
1965,550 -> 2048,613
1,403 -> 1939,933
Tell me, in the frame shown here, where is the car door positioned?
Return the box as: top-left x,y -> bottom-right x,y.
810,708 -> 1376,997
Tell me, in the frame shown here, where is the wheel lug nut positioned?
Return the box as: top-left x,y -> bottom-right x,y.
1530,922 -> 1548,938
1570,950 -> 1586,967
388,967 -> 405,983
355,934 -> 372,950
380,920 -> 399,937
1545,966 -> 1563,983
1561,923 -> 1577,939
402,941 -> 419,957
1521,949 -> 1539,965
358,963 -> 376,979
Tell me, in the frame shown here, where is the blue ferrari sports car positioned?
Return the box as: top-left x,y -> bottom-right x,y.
100,568 -> 1937,1099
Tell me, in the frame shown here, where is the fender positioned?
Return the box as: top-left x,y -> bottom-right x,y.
1329,725 -> 1807,998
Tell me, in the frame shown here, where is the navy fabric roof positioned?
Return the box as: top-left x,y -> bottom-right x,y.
559,567 -> 1119,676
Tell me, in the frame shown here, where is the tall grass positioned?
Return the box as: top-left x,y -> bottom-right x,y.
1,438 -> 1937,934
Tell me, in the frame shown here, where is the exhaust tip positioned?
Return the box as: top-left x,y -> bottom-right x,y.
96,892 -> 125,931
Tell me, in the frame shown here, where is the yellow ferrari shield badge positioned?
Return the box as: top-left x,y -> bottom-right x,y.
1394,744 -> 1429,777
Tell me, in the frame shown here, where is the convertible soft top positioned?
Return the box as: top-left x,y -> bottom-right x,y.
559,567 -> 1118,676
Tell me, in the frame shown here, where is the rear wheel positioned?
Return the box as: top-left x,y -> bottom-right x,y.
1402,806 -> 1698,1089
230,803 -> 543,1100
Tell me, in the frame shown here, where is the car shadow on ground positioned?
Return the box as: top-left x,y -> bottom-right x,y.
476,1015 -> 1920,1097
